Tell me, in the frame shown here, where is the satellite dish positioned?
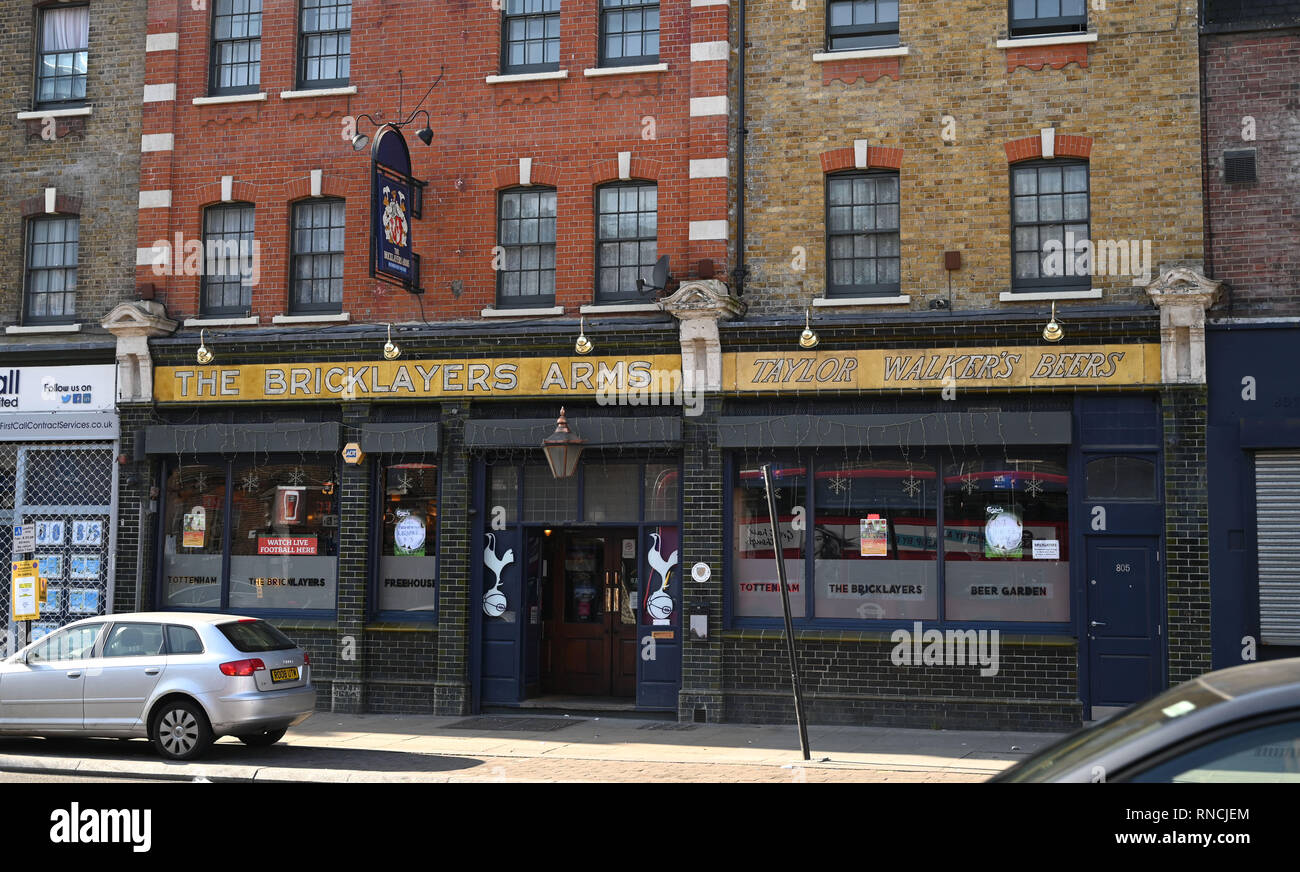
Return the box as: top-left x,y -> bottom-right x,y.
636,255 -> 673,294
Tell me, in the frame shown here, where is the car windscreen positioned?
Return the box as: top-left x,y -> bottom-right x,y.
216,620 -> 297,653
995,681 -> 1232,782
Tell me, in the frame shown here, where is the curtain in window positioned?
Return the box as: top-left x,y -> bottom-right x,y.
43,6 -> 89,52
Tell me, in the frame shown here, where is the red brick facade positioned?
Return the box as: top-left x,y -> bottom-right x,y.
136,0 -> 729,325
1201,30 -> 1300,315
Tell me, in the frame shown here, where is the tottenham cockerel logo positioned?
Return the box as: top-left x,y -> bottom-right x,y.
381,186 -> 409,248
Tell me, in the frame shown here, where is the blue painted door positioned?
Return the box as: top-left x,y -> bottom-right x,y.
1086,536 -> 1162,710
480,527 -> 525,705
638,525 -> 682,709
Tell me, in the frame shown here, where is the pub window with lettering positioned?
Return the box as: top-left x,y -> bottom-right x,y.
729,449 -> 1070,626
375,463 -> 439,618
160,458 -> 339,615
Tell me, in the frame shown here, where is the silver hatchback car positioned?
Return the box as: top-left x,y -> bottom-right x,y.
0,612 -> 315,760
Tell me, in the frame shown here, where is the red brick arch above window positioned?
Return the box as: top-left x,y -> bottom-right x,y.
1005,134 -> 1093,164
586,157 -> 663,186
195,179 -> 260,208
820,146 -> 903,174
283,175 -> 349,202
489,162 -> 563,190
19,193 -> 81,217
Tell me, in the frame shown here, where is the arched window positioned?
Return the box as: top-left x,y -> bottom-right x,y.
201,203 -> 255,316
25,216 -> 80,324
291,198 -> 345,313
595,181 -> 657,302
1010,159 -> 1090,292
497,187 -> 557,308
825,170 -> 900,297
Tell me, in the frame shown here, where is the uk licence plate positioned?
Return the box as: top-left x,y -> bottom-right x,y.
271,667 -> 299,683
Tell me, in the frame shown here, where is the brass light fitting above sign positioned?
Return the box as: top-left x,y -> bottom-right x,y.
799,309 -> 819,349
575,316 -> 593,355
383,324 -> 401,360
196,329 -> 213,365
1043,302 -> 1064,343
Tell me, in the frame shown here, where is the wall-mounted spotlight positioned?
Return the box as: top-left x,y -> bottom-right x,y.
196,329 -> 213,365
347,69 -> 444,153
799,309 -> 819,349
575,316 -> 593,355
383,324 -> 401,360
412,111 -> 434,146
1043,302 -> 1064,343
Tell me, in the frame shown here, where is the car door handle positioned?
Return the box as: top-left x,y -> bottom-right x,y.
144,667 -> 160,675
65,671 -> 81,679
1089,620 -> 1107,628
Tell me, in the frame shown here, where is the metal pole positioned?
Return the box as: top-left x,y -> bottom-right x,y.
761,463 -> 810,760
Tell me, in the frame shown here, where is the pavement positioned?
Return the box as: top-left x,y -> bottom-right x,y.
0,711 -> 1065,783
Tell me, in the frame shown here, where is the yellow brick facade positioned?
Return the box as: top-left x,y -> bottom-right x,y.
734,1 -> 1204,315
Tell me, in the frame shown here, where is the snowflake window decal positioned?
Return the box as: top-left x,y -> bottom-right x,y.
194,472 -> 208,494
241,471 -> 260,493
828,473 -> 849,496
902,475 -> 922,498
286,467 -> 307,488
1024,476 -> 1044,498
961,475 -> 979,495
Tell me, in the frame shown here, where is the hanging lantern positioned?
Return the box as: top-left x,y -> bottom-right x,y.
541,407 -> 584,480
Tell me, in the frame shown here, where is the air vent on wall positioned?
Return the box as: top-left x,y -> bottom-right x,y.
1224,149 -> 1257,185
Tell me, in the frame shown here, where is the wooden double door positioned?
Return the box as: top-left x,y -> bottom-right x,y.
542,529 -> 640,697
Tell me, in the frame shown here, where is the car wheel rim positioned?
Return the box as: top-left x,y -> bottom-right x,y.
160,709 -> 198,755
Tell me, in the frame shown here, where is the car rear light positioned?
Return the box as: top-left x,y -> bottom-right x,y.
220,658 -> 267,676
303,652 -> 310,665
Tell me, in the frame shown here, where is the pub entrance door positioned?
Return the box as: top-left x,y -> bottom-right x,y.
540,528 -> 640,697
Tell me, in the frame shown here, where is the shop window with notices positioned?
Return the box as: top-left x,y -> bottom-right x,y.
161,464 -> 227,609
943,453 -> 1070,622
812,455 -> 938,620
376,463 -> 438,616
727,449 -> 1072,627
228,461 -> 338,611
731,458 -> 806,617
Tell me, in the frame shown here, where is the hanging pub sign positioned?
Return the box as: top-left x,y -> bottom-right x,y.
370,124 -> 425,293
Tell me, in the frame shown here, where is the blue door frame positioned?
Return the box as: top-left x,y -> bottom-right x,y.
469,457 -> 682,712
1072,459 -> 1166,716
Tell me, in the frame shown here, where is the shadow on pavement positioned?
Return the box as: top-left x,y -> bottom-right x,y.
0,736 -> 483,774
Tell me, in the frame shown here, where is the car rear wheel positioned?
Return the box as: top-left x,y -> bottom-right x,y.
237,727 -> 287,747
151,700 -> 213,761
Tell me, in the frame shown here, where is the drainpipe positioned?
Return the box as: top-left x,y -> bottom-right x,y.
731,0 -> 748,297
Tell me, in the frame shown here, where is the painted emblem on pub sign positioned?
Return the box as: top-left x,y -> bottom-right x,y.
381,186 -> 409,248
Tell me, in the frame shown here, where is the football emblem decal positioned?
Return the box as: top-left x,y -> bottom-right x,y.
483,532 -> 514,618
